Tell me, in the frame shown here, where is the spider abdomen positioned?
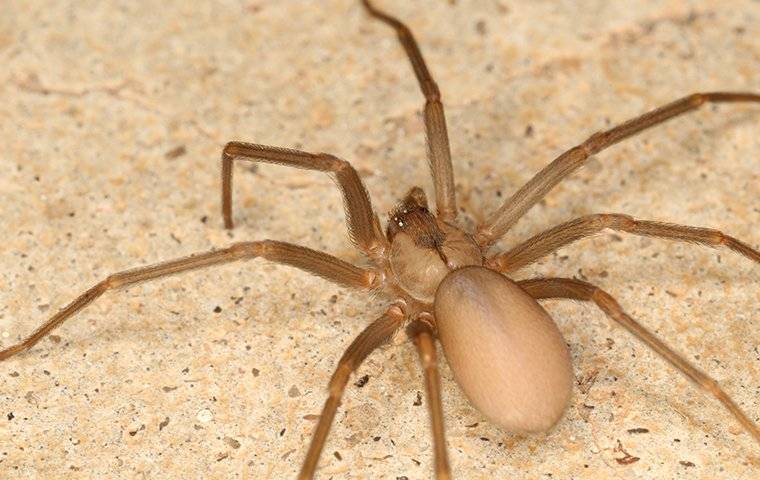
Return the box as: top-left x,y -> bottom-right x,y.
434,266 -> 573,433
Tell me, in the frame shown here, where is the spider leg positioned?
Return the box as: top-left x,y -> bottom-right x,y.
0,241 -> 380,361
476,92 -> 760,247
222,142 -> 387,261
362,0 -> 457,221
299,305 -> 405,479
488,213 -> 759,273
409,317 -> 451,479
518,277 -> 760,445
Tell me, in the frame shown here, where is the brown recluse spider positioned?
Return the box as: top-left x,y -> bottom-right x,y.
2,1 -> 759,478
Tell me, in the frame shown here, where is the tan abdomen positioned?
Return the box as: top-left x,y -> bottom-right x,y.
434,266 -> 573,433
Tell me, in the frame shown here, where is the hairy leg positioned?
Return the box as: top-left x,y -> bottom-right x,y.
476,92 -> 760,247
299,305 -> 405,479
518,277 -> 760,444
362,0 -> 457,221
409,316 -> 451,479
0,241 -> 380,361
489,213 -> 759,273
222,142 -> 387,260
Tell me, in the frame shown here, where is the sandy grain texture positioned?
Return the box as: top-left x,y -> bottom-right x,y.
0,1 -> 758,479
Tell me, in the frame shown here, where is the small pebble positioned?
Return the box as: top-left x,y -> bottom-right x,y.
196,408 -> 214,423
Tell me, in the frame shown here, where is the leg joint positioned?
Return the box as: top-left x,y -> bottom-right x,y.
424,82 -> 441,102
710,230 -> 728,246
318,153 -> 347,172
595,213 -> 635,230
688,93 -> 706,107
418,347 -> 437,368
103,275 -> 122,290
581,132 -> 606,155
229,241 -> 267,257
363,270 -> 384,289
590,287 -> 617,308
221,141 -> 241,160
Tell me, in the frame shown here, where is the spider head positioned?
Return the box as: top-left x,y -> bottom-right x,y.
385,187 -> 483,303
386,187 -> 443,248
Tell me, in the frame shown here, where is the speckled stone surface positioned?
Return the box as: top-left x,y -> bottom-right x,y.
0,1 -> 758,479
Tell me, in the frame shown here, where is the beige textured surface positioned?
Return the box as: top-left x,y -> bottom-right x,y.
0,1 -> 758,479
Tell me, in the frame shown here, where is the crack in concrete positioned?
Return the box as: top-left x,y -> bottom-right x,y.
11,72 -> 221,143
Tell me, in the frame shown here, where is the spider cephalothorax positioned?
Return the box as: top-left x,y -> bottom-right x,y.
387,187 -> 482,304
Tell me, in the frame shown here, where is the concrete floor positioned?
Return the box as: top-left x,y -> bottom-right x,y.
0,1 -> 758,479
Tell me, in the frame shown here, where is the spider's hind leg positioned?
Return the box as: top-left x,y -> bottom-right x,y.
409,317 -> 452,479
519,277 -> 760,445
299,305 -> 404,479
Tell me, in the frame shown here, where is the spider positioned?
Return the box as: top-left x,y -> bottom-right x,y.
1,1 -> 759,478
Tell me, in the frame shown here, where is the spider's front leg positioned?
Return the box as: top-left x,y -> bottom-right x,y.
221,142 -> 388,262
476,92 -> 760,247
362,0 -> 457,222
